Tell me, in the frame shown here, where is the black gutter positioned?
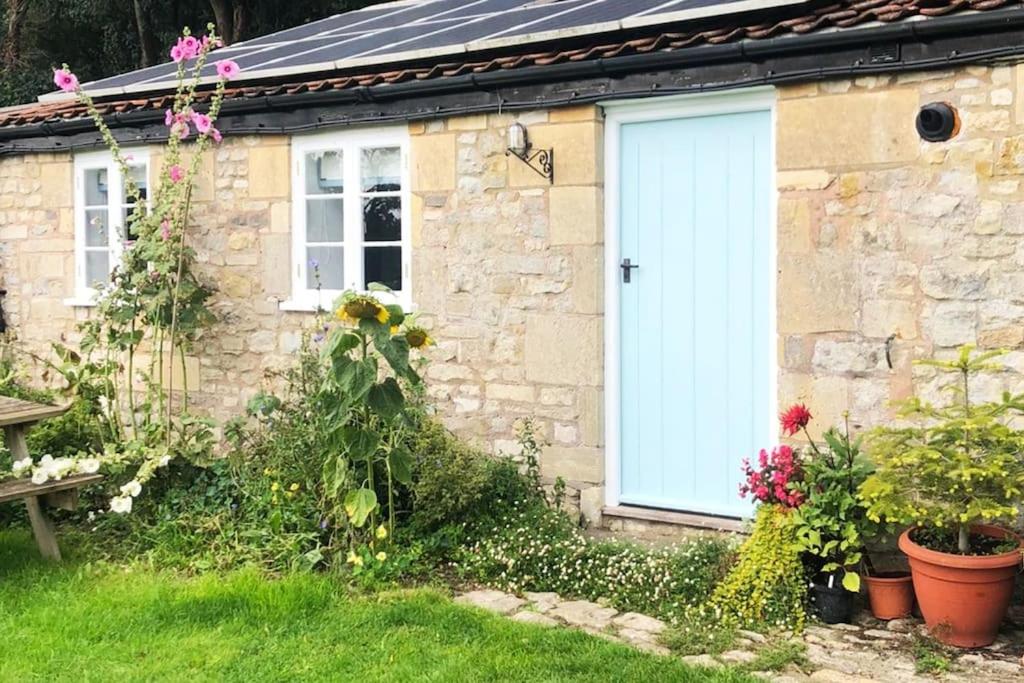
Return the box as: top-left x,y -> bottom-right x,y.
3,6 -> 1024,149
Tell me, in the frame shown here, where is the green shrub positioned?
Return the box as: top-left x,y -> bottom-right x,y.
406,419 -> 537,535
457,503 -> 735,622
862,345 -> 1024,554
707,505 -> 807,631
0,356 -> 104,459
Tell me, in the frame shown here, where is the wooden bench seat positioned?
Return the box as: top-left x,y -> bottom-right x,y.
0,473 -> 103,561
1,395 -> 102,561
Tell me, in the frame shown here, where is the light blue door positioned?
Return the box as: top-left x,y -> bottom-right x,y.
618,107 -> 772,518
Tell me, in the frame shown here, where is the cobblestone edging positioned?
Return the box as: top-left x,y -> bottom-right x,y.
455,589 -> 1024,682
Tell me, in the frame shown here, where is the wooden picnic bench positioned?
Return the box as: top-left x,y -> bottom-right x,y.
0,396 -> 102,561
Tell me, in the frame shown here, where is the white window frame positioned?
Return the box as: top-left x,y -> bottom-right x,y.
282,126 -> 412,312
66,148 -> 151,307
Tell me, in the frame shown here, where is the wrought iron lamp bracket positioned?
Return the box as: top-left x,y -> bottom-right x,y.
506,145 -> 554,183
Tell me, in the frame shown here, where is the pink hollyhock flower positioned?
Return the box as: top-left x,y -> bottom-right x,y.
170,44 -> 186,63
53,68 -> 79,92
179,36 -> 200,59
160,220 -> 171,241
215,60 -> 240,80
172,121 -> 189,140
210,127 -> 223,143
169,165 -> 185,183
191,112 -> 212,134
164,109 -> 174,126
201,35 -> 223,51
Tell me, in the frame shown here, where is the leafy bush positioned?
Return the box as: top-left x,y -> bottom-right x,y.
0,354 -> 104,459
790,414 -> 873,592
458,503 -> 735,622
707,505 -> 807,631
862,345 -> 1024,554
406,419 -> 538,536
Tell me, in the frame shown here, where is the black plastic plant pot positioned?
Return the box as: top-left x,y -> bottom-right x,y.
811,582 -> 855,624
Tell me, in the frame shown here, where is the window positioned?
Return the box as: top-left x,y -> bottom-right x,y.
287,127 -> 410,311
68,150 -> 150,305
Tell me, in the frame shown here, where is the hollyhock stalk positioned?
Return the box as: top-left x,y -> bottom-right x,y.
53,24 -> 238,512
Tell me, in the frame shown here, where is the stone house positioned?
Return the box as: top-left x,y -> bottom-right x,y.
1,0 -> 1023,535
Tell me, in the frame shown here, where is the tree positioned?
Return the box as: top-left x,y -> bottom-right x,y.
2,0 -> 32,69
0,0 -> 387,107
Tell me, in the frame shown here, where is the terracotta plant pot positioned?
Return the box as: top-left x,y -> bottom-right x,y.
899,524 -> 1023,648
864,572 -> 914,620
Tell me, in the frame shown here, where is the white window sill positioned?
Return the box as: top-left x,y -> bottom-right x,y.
63,296 -> 98,308
279,294 -> 414,314
278,299 -> 328,313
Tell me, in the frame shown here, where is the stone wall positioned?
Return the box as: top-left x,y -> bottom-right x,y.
4,62 -> 1024,533
0,106 -> 608,520
776,64 -> 1024,440
409,107 -> 605,518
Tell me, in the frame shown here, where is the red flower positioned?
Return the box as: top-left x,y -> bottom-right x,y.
780,403 -> 812,436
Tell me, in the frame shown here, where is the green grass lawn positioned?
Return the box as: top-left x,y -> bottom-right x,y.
0,531 -> 751,682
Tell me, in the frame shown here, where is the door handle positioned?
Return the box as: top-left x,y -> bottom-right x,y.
621,258 -> 639,283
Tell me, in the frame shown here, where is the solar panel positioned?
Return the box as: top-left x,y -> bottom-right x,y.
60,0 -> 811,99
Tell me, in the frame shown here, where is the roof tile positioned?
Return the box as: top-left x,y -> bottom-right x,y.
0,0 -> 1017,129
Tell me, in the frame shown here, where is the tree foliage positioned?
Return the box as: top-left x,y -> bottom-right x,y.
0,0 -> 385,107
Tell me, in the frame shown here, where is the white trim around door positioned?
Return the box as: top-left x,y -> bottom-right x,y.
601,88 -> 779,519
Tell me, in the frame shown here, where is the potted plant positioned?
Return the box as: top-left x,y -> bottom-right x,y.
784,407 -> 873,623
862,567 -> 914,621
861,345 -> 1024,647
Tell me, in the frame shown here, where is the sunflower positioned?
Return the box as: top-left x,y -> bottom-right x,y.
404,326 -> 434,349
335,293 -> 390,325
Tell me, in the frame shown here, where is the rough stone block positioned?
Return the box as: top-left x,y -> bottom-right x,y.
247,145 -> 290,199
511,121 -> 601,187
778,253 -> 858,334
862,300 -> 917,340
777,91 -> 920,168
578,386 -> 603,447
448,114 -> 488,131
777,169 -> 833,191
411,134 -> 456,191
549,105 -> 599,123
38,159 -> 73,209
550,185 -> 602,245
541,446 -> 603,484
579,485 -> 604,526
525,313 -> 602,385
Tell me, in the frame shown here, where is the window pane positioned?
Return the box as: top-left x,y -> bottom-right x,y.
364,246 -> 402,291
126,164 -> 148,201
362,197 -> 401,242
305,151 -> 343,195
306,198 -> 344,243
85,209 -> 109,247
85,251 -> 110,288
84,168 -> 108,206
307,246 -> 344,290
361,147 -> 400,192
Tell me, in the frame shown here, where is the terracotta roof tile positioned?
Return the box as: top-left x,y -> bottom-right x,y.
0,0 -> 1018,129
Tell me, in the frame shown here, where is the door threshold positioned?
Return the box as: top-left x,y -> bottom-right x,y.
602,505 -> 748,533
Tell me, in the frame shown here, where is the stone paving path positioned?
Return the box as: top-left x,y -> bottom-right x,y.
455,589 -> 1024,682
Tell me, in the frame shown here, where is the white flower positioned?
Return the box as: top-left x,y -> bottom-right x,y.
31,469 -> 49,485
109,495 -> 133,514
76,458 -> 101,474
157,454 -> 171,467
12,457 -> 33,476
50,457 -> 74,480
120,480 -> 142,498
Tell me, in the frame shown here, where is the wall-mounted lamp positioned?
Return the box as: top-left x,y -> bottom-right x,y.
506,122 -> 554,183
